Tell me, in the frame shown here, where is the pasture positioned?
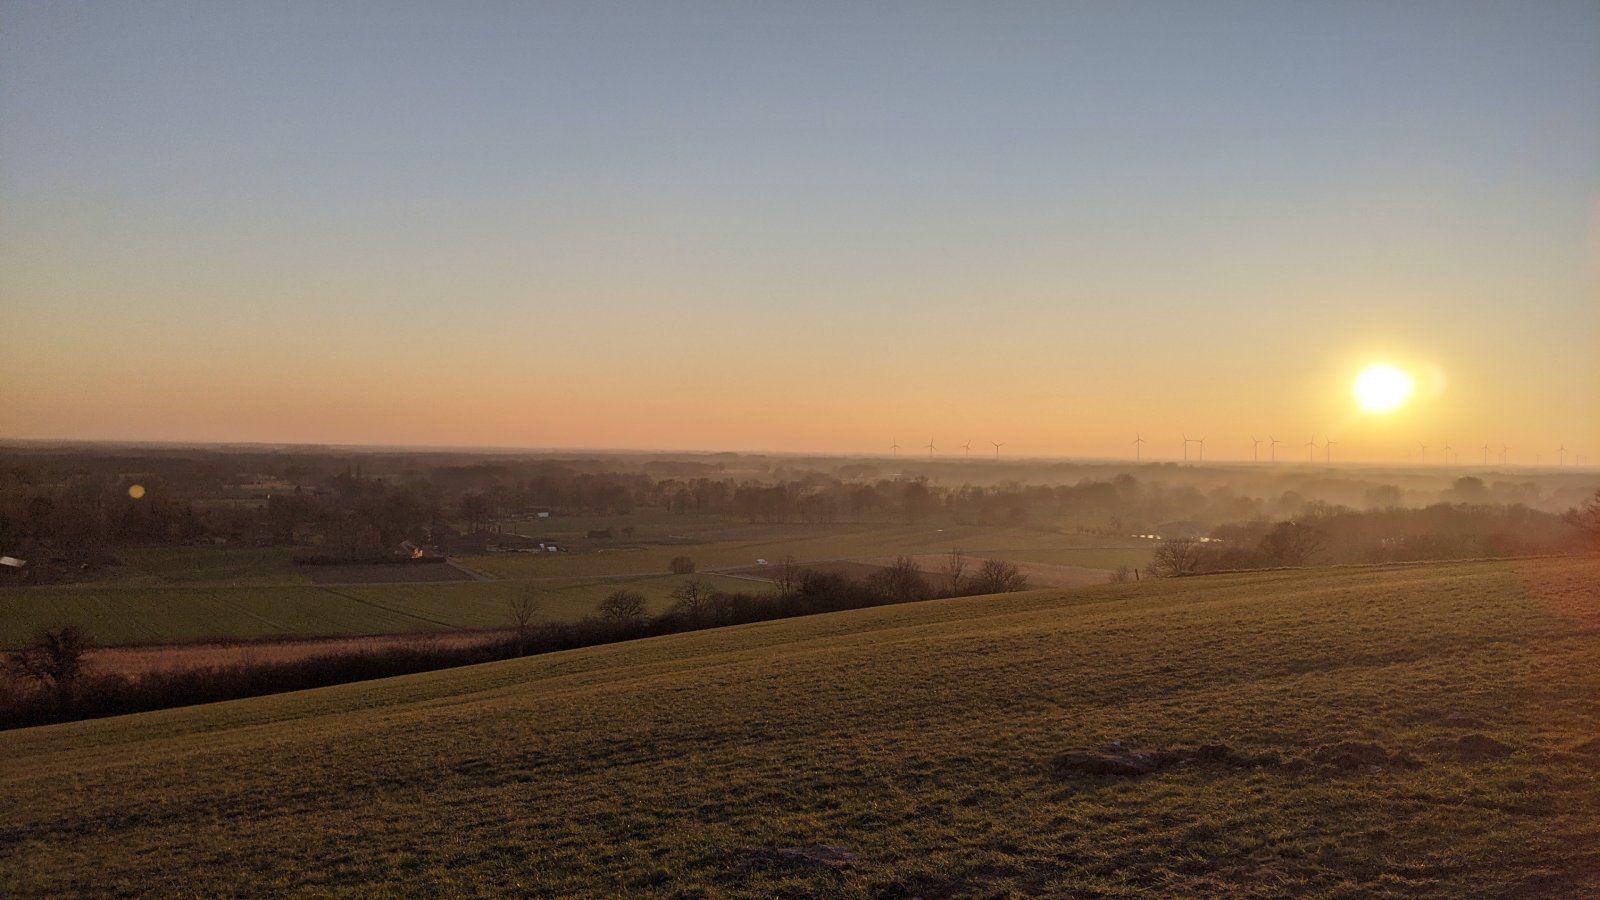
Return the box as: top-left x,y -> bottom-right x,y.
466,521 -> 1151,579
0,574 -> 760,648
3,557 -> 1597,896
0,521 -> 1148,648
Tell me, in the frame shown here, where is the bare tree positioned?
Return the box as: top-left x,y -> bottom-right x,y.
597,590 -> 647,624
6,626 -> 93,702
902,479 -> 931,525
865,555 -> 933,602
669,555 -> 696,575
1147,537 -> 1206,577
968,559 -> 1029,594
943,548 -> 967,594
1565,489 -> 1600,551
776,555 -> 802,598
1257,521 -> 1325,567
459,493 -> 492,534
669,577 -> 708,621
508,586 -> 538,653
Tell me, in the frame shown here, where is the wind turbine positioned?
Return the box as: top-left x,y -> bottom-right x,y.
1132,433 -> 1146,461
962,439 -> 972,459
891,439 -> 899,458
991,440 -> 1004,461
1417,442 -> 1427,465
1442,442 -> 1453,466
1269,436 -> 1280,462
1324,437 -> 1336,464
925,437 -> 937,460
1500,444 -> 1508,465
1559,444 -> 1567,467
1250,436 -> 1262,463
1306,437 -> 1317,463
1196,436 -> 1206,462
1480,443 -> 1490,466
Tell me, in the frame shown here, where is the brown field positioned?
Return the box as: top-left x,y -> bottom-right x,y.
84,631 -> 508,678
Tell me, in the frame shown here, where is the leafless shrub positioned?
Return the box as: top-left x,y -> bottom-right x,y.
1147,537 -> 1206,577
967,559 -> 1028,594
865,556 -> 933,602
1257,521 -> 1325,567
5,626 -> 93,702
597,590 -> 647,624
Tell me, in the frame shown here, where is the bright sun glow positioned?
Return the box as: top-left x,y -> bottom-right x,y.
1354,364 -> 1415,414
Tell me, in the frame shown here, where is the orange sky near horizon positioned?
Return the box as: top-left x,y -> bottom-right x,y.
2,3 -> 1597,464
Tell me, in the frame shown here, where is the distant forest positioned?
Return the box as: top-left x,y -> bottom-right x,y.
1,445 -> 1595,582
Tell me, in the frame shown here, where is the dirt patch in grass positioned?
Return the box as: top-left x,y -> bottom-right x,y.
734,845 -> 859,872
1051,743 -> 1285,779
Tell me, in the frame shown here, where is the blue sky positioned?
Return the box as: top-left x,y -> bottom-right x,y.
2,1 -> 1596,458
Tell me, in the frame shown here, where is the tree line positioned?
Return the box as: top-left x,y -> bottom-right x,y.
0,555 -> 1028,729
3,446 -> 1594,584
1145,494 -> 1599,577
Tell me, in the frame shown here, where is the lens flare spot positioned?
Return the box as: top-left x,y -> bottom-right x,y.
128,484 -> 146,499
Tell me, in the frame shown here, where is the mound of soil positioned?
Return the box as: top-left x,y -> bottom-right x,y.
1050,743 -> 1282,780
1429,734 -> 1514,762
1310,741 -> 1423,772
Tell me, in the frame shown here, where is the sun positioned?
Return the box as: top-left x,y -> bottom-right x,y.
1354,364 -> 1414,414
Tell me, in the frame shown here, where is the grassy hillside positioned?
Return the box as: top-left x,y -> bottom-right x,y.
3,558 -> 1597,896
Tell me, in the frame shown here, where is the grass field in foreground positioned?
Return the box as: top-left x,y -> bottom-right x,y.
3,557 -> 1598,896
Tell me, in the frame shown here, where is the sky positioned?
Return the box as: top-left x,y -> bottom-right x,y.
2,1 -> 1597,463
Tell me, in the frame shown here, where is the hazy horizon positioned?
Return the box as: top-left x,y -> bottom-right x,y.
3,1 -> 1597,460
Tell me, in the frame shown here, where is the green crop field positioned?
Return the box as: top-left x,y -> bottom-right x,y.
464,522 -> 1148,579
0,523 -> 1145,647
93,546 -> 310,586
3,557 -> 1597,896
0,573 -> 763,647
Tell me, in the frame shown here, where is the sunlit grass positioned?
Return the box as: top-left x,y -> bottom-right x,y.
3,558 -> 1596,895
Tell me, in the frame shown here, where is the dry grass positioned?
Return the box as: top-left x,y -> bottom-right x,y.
82,632 -> 509,678
2,557 -> 1597,896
